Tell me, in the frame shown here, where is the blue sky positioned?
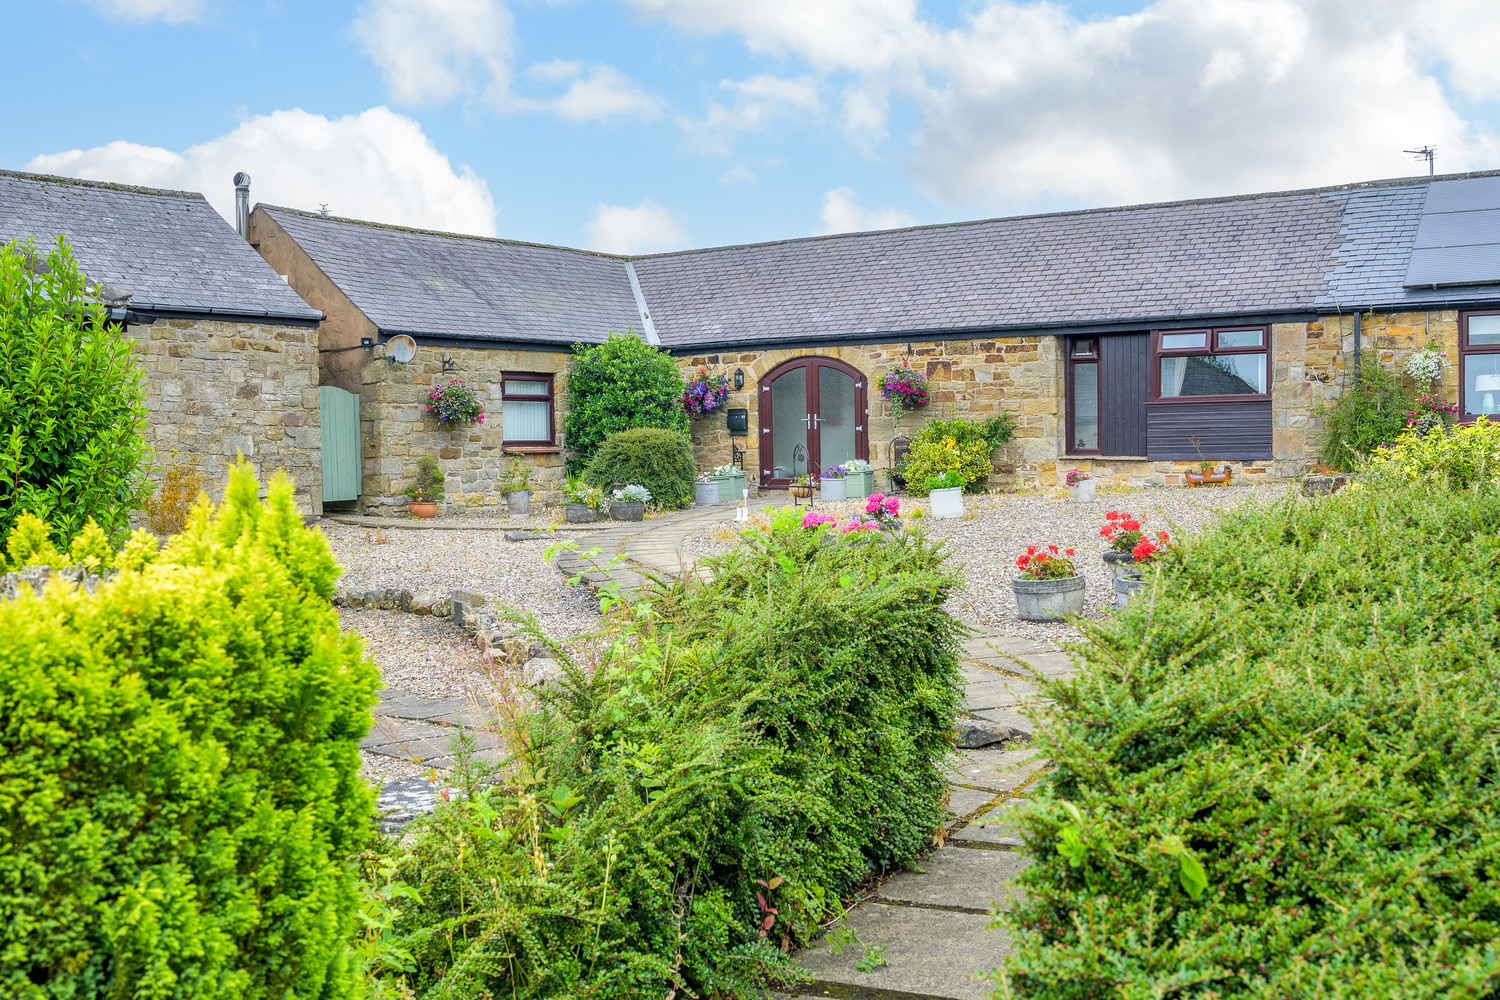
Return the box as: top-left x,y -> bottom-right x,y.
6,1 -> 1499,253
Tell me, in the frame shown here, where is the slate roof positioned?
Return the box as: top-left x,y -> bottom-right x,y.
261,207 -> 641,346
258,170 -> 1500,352
0,170 -> 320,322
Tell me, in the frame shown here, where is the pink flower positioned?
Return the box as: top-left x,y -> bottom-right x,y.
883,496 -> 899,515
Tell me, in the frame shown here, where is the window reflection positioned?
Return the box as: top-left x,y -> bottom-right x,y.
1160,354 -> 1266,396
1074,363 -> 1098,450
1466,354 -> 1500,415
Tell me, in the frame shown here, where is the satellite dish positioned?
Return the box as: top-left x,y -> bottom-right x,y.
387,335 -> 417,364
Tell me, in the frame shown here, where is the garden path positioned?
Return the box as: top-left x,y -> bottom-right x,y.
778,632 -> 1070,1000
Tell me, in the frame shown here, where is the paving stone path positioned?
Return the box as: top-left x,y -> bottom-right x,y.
367,501 -> 1068,999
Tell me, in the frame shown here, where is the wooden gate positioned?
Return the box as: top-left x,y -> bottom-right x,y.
319,386 -> 362,502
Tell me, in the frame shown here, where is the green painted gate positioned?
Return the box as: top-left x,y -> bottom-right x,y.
320,386 -> 362,502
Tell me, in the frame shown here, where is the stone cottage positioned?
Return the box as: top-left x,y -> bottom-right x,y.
251,170 -> 1500,507
0,170 -> 326,514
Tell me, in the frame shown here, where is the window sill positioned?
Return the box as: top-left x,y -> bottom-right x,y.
502,445 -> 561,454
1146,395 -> 1271,405
1064,454 -> 1148,461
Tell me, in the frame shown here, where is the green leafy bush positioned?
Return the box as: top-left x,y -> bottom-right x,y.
0,238 -> 153,546
1365,416 -> 1500,493
583,426 -> 697,509
902,415 -> 1016,494
366,514 -> 965,998
1315,356 -> 1412,470
564,331 -> 687,473
404,454 -> 445,502
0,462 -> 379,999
995,480 -> 1500,998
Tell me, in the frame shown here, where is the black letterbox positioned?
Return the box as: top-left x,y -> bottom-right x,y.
726,408 -> 749,433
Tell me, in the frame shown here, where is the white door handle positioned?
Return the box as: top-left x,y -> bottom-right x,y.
813,413 -> 821,429
804,414 -> 811,429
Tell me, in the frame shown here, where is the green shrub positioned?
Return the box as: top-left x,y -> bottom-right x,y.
994,481 -> 1500,998
1315,356 -> 1412,470
583,426 -> 696,509
1365,416 -> 1500,493
0,461 -> 379,999
564,331 -> 687,474
366,514 -> 965,998
902,414 -> 1016,495
0,238 -> 153,546
404,454 -> 445,502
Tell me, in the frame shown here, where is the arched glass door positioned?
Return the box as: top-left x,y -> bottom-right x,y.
759,358 -> 868,487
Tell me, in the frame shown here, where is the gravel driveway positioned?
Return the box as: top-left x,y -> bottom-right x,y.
680,482 -> 1291,642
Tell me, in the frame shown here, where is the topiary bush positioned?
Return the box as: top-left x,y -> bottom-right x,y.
564,331 -> 687,473
993,479 -> 1500,998
582,426 -> 696,509
0,461 -> 379,1000
364,513 -> 965,998
0,238 -> 153,547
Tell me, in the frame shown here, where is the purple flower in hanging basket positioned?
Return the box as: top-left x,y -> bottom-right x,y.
683,367 -> 731,414
425,376 -> 485,428
879,359 -> 929,409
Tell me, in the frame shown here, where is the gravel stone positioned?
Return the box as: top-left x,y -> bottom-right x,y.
678,483 -> 1291,642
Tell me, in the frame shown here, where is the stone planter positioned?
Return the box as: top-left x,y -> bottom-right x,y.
564,503 -> 598,523
694,480 -> 719,506
1114,575 -> 1148,608
1101,550 -> 1140,584
1011,575 -> 1086,622
929,486 -> 963,519
505,490 -> 530,515
409,501 -> 437,519
846,470 -> 876,499
610,501 -> 646,521
714,472 -> 748,503
1301,474 -> 1351,497
821,477 -> 848,501
1070,479 -> 1096,503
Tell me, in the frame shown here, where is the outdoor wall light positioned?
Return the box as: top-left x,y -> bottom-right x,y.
360,337 -> 373,351
733,367 -> 745,390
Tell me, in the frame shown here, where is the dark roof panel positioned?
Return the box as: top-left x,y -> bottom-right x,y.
261,207 -> 640,346
0,170 -> 320,322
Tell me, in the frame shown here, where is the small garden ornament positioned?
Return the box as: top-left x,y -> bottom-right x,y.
1066,467 -> 1095,503
1012,543 -> 1084,621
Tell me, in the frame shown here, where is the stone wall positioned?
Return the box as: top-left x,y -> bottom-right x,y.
129,316 -> 322,515
358,342 -> 570,513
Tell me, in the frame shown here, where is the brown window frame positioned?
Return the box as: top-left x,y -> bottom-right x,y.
1149,325 -> 1271,404
500,372 -> 555,447
1459,309 -> 1500,421
1065,336 -> 1101,455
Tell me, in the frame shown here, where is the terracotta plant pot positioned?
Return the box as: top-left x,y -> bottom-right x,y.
1185,467 -> 1233,487
410,501 -> 437,519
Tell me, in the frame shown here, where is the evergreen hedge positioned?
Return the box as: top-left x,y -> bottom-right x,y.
0,238 -> 153,546
583,426 -> 697,509
366,512 -> 965,998
996,479 -> 1500,998
564,332 -> 687,474
0,463 -> 379,999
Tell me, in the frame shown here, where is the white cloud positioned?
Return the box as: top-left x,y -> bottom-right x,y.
629,0 -> 1500,211
816,187 -> 915,234
27,107 -> 498,237
547,65 -> 662,121
353,0 -> 514,106
80,0 -> 201,23
682,74 -> 823,153
583,199 -> 689,253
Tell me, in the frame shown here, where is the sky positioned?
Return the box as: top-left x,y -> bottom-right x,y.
5,0 -> 1500,254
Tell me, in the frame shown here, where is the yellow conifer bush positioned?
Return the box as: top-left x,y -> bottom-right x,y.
0,461 -> 379,999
